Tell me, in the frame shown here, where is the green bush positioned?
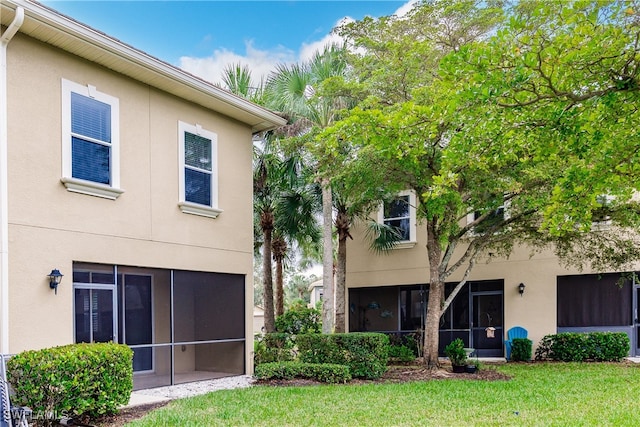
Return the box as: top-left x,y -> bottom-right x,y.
254,362 -> 351,384
535,332 -> 630,362
388,345 -> 415,363
7,343 -> 133,420
553,333 -> 591,362
254,333 -> 296,365
510,338 -> 533,361
387,333 -> 420,358
444,338 -> 467,366
534,335 -> 554,361
297,333 -> 389,379
275,303 -> 321,334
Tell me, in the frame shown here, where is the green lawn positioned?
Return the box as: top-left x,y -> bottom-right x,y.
128,363 -> 640,426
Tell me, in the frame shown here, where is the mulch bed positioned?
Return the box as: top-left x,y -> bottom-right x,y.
256,362 -> 511,387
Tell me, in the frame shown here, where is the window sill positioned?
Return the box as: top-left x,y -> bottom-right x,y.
393,241 -> 417,249
61,177 -> 124,200
178,202 -> 223,219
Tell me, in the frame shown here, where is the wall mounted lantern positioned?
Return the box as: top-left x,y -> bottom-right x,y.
518,282 -> 526,297
48,269 -> 63,294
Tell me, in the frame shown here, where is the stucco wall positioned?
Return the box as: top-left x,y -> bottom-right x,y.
346,217 -> 638,351
5,33 -> 254,368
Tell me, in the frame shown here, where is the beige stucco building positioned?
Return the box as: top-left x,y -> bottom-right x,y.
0,0 -> 284,389
346,192 -> 640,357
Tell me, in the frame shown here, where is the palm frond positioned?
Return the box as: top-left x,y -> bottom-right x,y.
365,221 -> 404,254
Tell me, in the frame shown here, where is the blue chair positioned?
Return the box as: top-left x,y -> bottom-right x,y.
505,326 -> 528,360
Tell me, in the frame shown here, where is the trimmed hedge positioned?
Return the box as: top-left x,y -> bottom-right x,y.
296,332 -> 389,379
254,362 -> 351,384
7,343 -> 133,419
511,338 -> 533,361
535,332 -> 630,362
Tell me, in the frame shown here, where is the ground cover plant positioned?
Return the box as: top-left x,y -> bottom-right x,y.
126,362 -> 640,426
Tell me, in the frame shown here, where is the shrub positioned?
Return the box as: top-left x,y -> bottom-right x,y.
275,303 -> 321,335
552,333 -> 592,362
388,345 -> 415,363
254,362 -> 351,384
7,343 -> 133,420
589,332 -> 630,361
510,338 -> 533,361
534,335 -> 554,361
444,338 -> 467,366
535,332 -> 630,362
297,333 -> 389,379
254,333 -> 295,365
387,333 -> 420,358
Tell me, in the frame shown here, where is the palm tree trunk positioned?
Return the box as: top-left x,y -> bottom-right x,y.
321,177 -> 334,334
275,256 -> 284,317
272,235 -> 287,317
262,216 -> 276,333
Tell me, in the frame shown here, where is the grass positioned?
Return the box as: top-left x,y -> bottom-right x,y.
128,363 -> 640,426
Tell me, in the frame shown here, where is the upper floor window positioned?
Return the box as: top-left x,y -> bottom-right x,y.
466,194 -> 511,235
378,190 -> 417,249
178,121 -> 222,219
61,79 -> 123,199
592,194 -> 614,228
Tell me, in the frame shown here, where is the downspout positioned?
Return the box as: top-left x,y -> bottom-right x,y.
0,6 -> 24,354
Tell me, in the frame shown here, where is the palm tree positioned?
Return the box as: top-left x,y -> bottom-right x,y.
252,142 -> 281,332
272,158 -> 321,316
222,64 -> 322,331
219,63 -> 265,104
265,44 -> 350,333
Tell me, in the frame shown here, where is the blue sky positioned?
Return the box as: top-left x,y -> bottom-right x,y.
43,1 -> 416,85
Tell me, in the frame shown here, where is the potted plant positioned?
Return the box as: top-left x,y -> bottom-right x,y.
465,363 -> 478,374
444,338 -> 467,373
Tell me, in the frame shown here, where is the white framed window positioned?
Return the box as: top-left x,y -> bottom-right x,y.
178,121 -> 222,219
592,194 -> 614,229
466,197 -> 510,234
378,190 -> 417,249
61,79 -> 123,199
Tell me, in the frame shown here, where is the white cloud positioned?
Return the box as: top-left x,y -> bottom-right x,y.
178,0 -> 417,87
299,16 -> 354,63
395,0 -> 420,17
178,40 -> 296,86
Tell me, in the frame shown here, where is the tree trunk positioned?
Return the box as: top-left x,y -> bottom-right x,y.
423,220 -> 443,368
275,256 -> 284,317
272,236 -> 287,317
261,214 -> 275,333
321,178 -> 334,334
334,209 -> 349,333
424,278 -> 444,368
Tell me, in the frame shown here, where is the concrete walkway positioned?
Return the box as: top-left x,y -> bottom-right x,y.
125,375 -> 254,408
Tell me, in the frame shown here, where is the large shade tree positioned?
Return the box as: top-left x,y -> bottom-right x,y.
319,0 -> 640,367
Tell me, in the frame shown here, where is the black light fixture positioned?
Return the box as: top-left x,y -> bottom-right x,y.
48,269 -> 63,294
518,282 -> 526,297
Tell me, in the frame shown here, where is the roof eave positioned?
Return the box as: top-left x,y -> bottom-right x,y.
1,0 -> 286,133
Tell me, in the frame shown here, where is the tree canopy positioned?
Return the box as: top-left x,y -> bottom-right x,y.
314,0 -> 640,366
